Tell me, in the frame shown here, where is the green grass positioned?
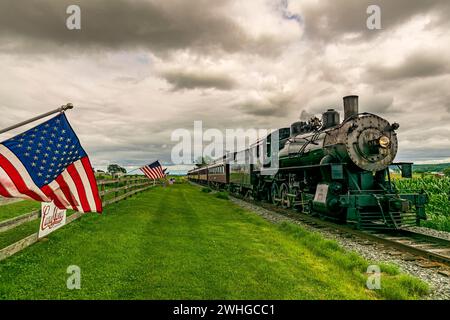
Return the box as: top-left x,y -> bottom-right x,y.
0,184 -> 428,300
277,223 -> 428,300
0,200 -> 40,222
0,219 -> 40,249
0,209 -> 78,249
215,191 -> 229,200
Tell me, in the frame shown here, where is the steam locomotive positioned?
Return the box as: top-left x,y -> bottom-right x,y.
188,96 -> 428,230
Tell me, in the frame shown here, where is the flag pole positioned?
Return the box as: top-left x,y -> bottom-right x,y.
127,168 -> 141,174
127,160 -> 166,175
0,103 -> 74,135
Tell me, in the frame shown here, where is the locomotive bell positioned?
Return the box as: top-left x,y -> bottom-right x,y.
343,95 -> 359,120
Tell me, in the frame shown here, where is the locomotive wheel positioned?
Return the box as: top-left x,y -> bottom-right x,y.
271,183 -> 280,206
254,188 -> 263,201
338,211 -> 347,224
254,181 -> 265,201
265,186 -> 272,203
261,184 -> 270,202
291,188 -> 301,211
280,183 -> 291,209
244,190 -> 254,201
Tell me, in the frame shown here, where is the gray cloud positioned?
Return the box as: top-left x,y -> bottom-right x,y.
233,91 -> 299,118
1,0 -> 449,168
292,0 -> 450,43
397,148 -> 450,163
299,0 -> 450,42
0,0 -> 286,56
299,110 -> 315,121
237,101 -> 285,117
161,69 -> 237,91
361,95 -> 394,114
366,51 -> 450,81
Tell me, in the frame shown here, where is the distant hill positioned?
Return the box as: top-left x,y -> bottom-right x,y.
413,163 -> 450,173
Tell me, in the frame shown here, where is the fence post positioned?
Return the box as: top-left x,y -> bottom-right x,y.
99,182 -> 104,206
127,177 -> 131,198
114,179 -> 119,203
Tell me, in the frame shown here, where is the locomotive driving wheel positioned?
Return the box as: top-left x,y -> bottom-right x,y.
262,183 -> 272,203
254,180 -> 265,201
271,183 -> 280,206
280,183 -> 291,209
244,189 -> 254,201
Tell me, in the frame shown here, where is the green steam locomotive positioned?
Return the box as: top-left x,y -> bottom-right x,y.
188,96 -> 428,230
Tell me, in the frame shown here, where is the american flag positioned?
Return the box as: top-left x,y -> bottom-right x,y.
140,160 -> 166,180
0,113 -> 102,213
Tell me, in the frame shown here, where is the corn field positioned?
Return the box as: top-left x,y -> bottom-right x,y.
394,177 -> 450,231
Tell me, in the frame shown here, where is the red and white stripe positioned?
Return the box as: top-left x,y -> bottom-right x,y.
0,145 -> 50,202
0,144 -> 102,213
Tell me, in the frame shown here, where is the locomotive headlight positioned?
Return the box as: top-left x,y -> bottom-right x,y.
379,136 -> 390,148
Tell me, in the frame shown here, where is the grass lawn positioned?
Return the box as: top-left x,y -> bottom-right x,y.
0,183 -> 428,300
0,200 -> 40,222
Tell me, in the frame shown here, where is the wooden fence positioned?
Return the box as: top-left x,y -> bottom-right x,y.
0,176 -> 156,261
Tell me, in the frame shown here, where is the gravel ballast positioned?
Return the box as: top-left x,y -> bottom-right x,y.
405,226 -> 450,242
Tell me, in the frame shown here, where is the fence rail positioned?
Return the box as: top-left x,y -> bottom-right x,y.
0,176 -> 157,261
0,210 -> 40,233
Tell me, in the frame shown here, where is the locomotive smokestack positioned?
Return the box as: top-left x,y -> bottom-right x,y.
343,95 -> 359,120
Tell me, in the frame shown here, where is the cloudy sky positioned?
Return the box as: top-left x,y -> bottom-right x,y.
0,0 -> 449,171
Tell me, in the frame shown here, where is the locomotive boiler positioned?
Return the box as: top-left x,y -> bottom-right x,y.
188,95 -> 428,230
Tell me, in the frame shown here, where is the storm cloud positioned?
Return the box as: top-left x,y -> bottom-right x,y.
366,51 -> 450,81
161,69 -> 237,91
0,0 -> 449,170
295,0 -> 450,42
0,0 -> 287,56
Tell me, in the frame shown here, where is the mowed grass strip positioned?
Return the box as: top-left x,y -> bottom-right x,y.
0,200 -> 40,222
0,183 -> 428,300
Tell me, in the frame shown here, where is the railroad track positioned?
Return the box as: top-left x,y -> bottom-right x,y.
231,192 -> 450,273
365,230 -> 450,268
191,182 -> 450,274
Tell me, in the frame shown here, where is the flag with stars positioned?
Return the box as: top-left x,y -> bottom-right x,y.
139,160 -> 165,180
0,113 -> 102,213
